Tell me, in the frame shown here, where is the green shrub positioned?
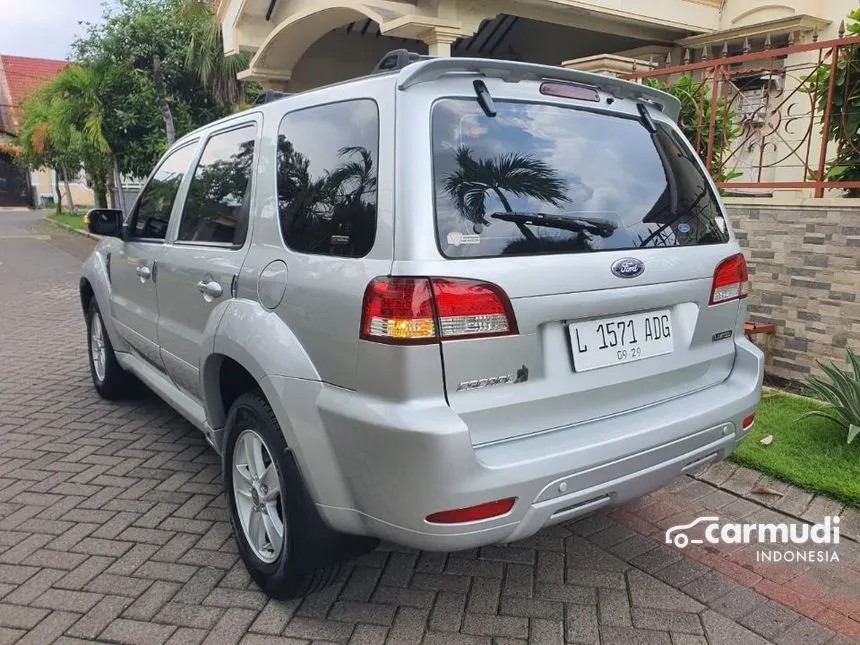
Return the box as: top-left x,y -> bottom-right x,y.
799,347 -> 860,444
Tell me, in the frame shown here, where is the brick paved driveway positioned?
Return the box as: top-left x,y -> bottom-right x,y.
0,209 -> 857,645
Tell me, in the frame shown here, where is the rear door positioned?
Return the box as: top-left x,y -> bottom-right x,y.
395,80 -> 744,446
110,141 -> 198,370
156,119 -> 259,398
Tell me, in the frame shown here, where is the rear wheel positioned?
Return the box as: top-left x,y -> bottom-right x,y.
224,391 -> 375,599
86,300 -> 137,400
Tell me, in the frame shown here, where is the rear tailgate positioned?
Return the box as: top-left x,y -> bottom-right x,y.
395,81 -> 744,447
437,248 -> 741,446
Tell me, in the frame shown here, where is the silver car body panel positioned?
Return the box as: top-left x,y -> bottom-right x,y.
81,57 -> 764,551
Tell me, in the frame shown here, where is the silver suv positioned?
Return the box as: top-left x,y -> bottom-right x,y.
80,53 -> 764,599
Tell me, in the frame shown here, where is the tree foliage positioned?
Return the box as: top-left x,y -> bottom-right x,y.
806,9 -> 860,194
71,0 -> 232,177
645,75 -> 741,184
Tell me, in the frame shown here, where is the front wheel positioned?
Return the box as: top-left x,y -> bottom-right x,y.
86,300 -> 137,400
224,392 -> 374,599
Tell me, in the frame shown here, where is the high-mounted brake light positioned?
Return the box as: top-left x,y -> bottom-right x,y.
360,277 -> 517,344
540,82 -> 600,102
710,254 -> 749,305
426,498 -> 517,524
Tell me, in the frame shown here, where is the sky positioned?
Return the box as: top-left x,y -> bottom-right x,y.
0,0 -> 117,60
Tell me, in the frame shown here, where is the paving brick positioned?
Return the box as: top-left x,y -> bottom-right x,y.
100,617 -> 177,645
700,609 -> 772,645
599,626 -> 672,645
371,585 -> 435,609
156,602 -> 225,630
499,596 -> 563,620
386,606 -> 429,645
166,627 -> 209,645
460,613 -> 528,639
422,633 -> 490,645
597,588 -> 631,627
631,608 -> 703,634
0,604 -> 50,630
283,617 -> 356,642
32,588 -> 104,613
349,624 -> 388,645
774,616 -> 835,645
66,595 -> 133,639
329,601 -> 396,627
429,592 -> 465,632
13,610 -> 80,645
529,618 -> 563,645
739,600 -> 804,640
201,607 -> 257,645
626,570 -> 704,613
466,577 -> 500,614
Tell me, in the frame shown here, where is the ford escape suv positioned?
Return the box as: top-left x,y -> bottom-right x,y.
80,52 -> 764,598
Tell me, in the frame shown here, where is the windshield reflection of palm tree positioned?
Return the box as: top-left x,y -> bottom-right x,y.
443,146 -> 569,238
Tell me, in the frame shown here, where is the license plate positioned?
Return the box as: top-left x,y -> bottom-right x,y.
569,309 -> 674,372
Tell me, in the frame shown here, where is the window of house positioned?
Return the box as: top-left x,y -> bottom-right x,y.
276,100 -> 379,257
130,142 -> 197,241
178,124 -> 257,246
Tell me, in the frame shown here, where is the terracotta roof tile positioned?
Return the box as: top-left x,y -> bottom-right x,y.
0,54 -> 69,134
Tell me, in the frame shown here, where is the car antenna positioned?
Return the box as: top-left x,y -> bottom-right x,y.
473,80 -> 497,117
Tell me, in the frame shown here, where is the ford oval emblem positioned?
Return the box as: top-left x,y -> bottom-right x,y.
611,257 -> 645,279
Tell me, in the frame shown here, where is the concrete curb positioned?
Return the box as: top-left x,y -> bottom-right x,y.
44,215 -> 102,241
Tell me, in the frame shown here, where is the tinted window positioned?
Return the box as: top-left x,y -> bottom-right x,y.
178,124 -> 256,245
432,100 -> 729,258
131,143 -> 197,240
277,100 -> 378,257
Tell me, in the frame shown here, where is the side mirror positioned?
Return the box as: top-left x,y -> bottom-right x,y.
85,208 -> 124,237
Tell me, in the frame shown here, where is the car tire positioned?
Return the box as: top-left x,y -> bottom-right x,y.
223,391 -> 376,599
86,300 -> 137,400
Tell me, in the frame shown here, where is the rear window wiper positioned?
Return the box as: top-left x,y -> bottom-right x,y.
490,211 -> 617,238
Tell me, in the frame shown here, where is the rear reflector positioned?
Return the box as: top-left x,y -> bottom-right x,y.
426,498 -> 517,524
742,414 -> 755,429
710,254 -> 749,305
361,277 -> 517,344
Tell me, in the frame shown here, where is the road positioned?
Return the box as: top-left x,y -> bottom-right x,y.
0,208 -> 856,645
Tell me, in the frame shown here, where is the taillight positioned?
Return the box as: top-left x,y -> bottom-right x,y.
360,277 -> 517,344
710,254 -> 749,305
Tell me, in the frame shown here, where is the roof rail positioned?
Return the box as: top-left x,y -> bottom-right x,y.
395,57 -> 680,121
253,89 -> 294,106
371,49 -> 434,75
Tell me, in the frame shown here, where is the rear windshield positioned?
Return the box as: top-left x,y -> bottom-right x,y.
431,99 -> 729,258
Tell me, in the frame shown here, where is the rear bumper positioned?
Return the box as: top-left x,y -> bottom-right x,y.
272,339 -> 763,551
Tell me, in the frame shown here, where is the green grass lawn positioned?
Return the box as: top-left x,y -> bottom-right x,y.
732,389 -> 860,507
47,212 -> 86,231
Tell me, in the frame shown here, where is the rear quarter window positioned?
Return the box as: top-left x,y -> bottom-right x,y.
432,99 -> 729,258
276,99 -> 379,257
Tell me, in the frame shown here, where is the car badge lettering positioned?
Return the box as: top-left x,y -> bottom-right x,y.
457,365 -> 529,392
611,258 -> 645,279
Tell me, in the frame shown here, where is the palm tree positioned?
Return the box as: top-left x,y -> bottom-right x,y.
178,0 -> 250,107
442,146 -> 569,235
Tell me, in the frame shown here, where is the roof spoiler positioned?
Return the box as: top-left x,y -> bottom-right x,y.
395,57 -> 680,121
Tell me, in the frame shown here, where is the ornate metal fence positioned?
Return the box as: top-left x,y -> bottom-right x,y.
622,27 -> 860,197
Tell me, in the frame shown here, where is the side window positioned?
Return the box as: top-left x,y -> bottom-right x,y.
276,100 -> 379,257
129,142 -> 197,241
178,124 -> 257,245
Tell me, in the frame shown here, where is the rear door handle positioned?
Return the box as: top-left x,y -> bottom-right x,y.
196,279 -> 223,299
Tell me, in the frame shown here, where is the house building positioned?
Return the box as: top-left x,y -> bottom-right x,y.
0,54 -> 96,208
216,0 -> 856,196
217,1 -> 849,91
